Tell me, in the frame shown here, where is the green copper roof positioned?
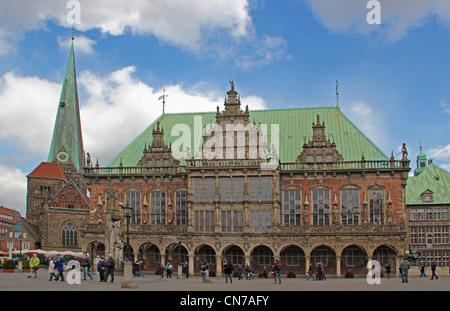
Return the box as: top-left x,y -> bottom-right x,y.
406,164 -> 450,205
47,41 -> 84,172
107,106 -> 388,167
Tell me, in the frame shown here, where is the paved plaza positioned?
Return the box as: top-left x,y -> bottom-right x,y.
0,271 -> 448,291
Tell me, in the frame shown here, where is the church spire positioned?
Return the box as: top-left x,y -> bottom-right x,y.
47,40 -> 84,173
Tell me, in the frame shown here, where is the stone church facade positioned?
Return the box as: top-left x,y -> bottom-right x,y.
26,42 -> 412,278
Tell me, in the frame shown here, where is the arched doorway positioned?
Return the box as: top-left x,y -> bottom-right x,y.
165,243 -> 188,271
195,244 -> 216,275
280,245 -> 306,276
373,245 -> 397,275
341,245 -> 368,277
311,245 -> 337,276
250,245 -> 274,275
139,243 -> 161,272
86,241 -> 105,267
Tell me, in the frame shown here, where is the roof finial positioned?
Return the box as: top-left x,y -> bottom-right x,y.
336,80 -> 339,108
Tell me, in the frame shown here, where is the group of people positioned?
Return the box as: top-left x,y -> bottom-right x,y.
306,262 -> 326,281
221,260 -> 283,284
399,258 -> 439,283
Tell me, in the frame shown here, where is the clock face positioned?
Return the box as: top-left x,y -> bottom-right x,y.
57,151 -> 69,163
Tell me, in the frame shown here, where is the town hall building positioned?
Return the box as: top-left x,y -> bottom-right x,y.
26,41 -> 413,278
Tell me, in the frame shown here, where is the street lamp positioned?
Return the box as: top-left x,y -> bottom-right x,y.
121,203 -> 133,262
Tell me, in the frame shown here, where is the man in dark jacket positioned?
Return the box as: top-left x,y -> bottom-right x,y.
430,260 -> 439,280
223,260 -> 233,283
103,254 -> 115,283
81,253 -> 93,281
97,257 -> 106,282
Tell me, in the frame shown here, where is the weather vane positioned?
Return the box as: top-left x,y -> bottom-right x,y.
158,89 -> 169,115
336,80 -> 339,108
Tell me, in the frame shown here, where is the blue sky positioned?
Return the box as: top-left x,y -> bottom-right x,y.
0,0 -> 449,215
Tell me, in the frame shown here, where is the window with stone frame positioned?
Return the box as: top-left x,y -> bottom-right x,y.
193,178 -> 215,202
312,190 -> 330,226
62,221 -> 77,248
175,191 -> 188,225
250,210 -> 272,233
283,190 -> 301,226
150,191 -> 166,225
341,190 -> 359,225
125,190 -> 141,224
221,210 -> 243,232
195,210 -> 215,232
220,178 -> 244,202
249,177 -> 272,201
369,189 -> 384,225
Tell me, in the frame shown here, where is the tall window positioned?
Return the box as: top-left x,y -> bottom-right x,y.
250,210 -> 272,233
220,178 -> 244,202
221,210 -> 243,232
150,192 -> 165,225
370,190 -> 384,225
125,190 -> 141,224
283,190 -> 301,226
341,190 -> 359,225
195,210 -> 214,232
193,178 -> 215,202
62,221 -> 77,248
175,192 -> 188,225
249,177 -> 272,201
313,190 -> 330,226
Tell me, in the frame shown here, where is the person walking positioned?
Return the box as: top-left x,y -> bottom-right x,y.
81,253 -> 93,280
103,254 -> 115,283
54,254 -> 66,282
236,265 -> 243,280
97,256 -> 106,282
182,261 -> 189,278
47,257 -> 57,281
223,260 -> 233,284
306,263 -> 315,281
430,260 -> 439,280
28,253 -> 40,279
165,261 -> 173,278
200,261 -> 209,283
385,263 -> 391,279
399,257 -> 411,283
272,259 -> 282,284
419,264 -> 427,278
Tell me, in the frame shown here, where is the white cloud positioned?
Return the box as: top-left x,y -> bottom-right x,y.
344,101 -> 387,150
57,35 -> 96,54
441,98 -> 450,114
0,0 -> 252,54
0,165 -> 27,216
307,0 -> 450,42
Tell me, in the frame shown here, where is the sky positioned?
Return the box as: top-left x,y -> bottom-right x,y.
0,0 -> 449,216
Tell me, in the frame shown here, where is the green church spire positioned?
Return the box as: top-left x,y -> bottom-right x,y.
47,40 -> 84,173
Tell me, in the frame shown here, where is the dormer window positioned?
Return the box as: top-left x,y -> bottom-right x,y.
421,189 -> 434,203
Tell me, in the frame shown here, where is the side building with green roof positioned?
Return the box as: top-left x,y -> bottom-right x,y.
406,146 -> 449,276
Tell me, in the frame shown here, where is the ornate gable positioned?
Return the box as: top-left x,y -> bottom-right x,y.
50,179 -> 89,210
137,121 -> 180,167
297,115 -> 343,163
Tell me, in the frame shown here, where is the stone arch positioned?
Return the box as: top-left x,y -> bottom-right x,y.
310,244 -> 337,276
85,240 -> 106,267
222,244 -> 245,267
372,244 -> 398,272
279,244 -> 307,276
165,242 -> 188,270
194,244 -> 217,274
138,242 -> 162,272
341,244 -> 368,277
250,245 -> 274,273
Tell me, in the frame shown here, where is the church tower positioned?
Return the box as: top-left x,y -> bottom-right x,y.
47,40 -> 85,177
